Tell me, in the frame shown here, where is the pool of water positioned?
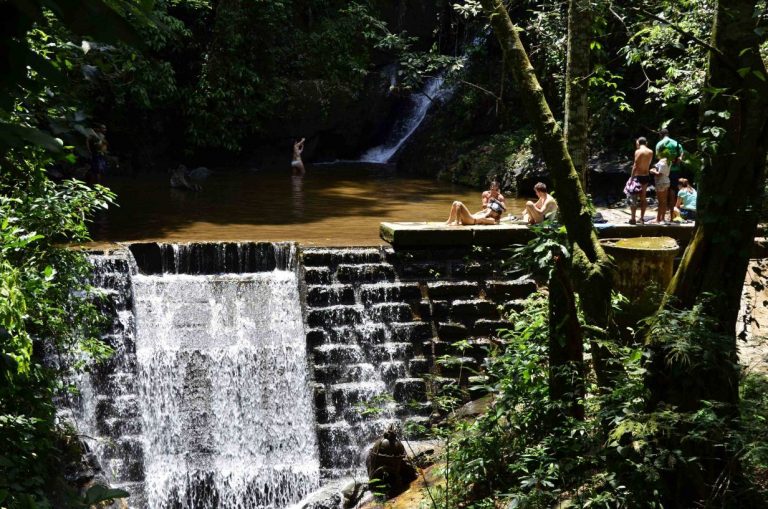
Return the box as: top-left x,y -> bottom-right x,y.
90,163 -> 527,246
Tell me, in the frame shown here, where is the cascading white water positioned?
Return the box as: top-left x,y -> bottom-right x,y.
132,269 -> 319,508
358,76 -> 446,164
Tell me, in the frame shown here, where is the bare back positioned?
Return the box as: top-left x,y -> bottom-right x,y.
633,146 -> 653,176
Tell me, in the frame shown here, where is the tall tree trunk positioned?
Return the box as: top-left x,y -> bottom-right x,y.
646,0 -> 768,503
479,0 -> 616,389
564,0 -> 591,189
549,257 -> 585,420
651,0 -> 768,412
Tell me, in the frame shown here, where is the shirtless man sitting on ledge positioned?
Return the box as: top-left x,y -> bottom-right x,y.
445,198 -> 505,226
523,182 -> 558,224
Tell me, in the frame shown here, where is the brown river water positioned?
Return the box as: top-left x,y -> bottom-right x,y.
90,163 -> 528,246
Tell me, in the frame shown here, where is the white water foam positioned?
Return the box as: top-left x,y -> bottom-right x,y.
133,271 -> 319,508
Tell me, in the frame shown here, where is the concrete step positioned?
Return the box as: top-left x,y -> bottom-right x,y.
307,305 -> 363,328
313,363 -> 376,385
336,264 -> 396,284
303,248 -> 383,267
450,299 -> 500,323
305,266 -> 333,285
359,282 -> 421,304
313,344 -> 364,365
364,342 -> 414,362
393,378 -> 427,403
426,281 -> 481,300
379,361 -> 408,384
365,303 -> 414,323
306,284 -> 356,307
484,278 -> 537,300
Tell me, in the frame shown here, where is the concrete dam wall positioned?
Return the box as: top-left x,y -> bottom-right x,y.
71,242 -> 535,508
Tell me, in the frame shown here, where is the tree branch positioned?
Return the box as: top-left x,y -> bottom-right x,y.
627,6 -> 741,76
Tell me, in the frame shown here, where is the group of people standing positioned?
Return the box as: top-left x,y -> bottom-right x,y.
627,128 -> 696,224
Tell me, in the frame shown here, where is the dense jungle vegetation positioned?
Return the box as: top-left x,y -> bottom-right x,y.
1,0 -> 767,507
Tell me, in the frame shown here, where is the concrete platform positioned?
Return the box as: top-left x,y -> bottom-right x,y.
380,221 -> 696,248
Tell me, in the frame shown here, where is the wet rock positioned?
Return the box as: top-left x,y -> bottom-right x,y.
188,166 -> 211,180
366,425 -> 417,499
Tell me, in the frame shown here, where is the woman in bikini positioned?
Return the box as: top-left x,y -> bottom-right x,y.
445,199 -> 503,225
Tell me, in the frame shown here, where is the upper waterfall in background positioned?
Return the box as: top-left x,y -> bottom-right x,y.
358,75 -> 448,164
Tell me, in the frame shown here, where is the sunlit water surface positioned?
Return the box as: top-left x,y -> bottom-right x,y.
91,163 -> 527,245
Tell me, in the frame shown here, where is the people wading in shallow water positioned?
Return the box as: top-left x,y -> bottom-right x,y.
445,200 -> 503,225
291,138 -> 306,175
629,137 -> 654,224
481,180 -> 506,211
523,182 -> 558,224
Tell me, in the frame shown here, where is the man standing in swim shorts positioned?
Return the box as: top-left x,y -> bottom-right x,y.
630,137 -> 654,224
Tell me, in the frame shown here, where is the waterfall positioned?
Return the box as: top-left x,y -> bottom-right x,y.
78,243 -> 319,509
358,75 -> 447,164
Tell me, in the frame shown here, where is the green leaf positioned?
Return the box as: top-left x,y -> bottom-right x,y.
0,123 -> 62,153
84,485 -> 130,505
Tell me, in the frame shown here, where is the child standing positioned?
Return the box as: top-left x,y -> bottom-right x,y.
650,158 -> 671,223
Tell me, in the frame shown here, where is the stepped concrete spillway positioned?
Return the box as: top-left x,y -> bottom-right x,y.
70,241 -> 538,508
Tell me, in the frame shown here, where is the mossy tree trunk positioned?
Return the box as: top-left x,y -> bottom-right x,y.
651,0 -> 768,412
479,0 -> 616,390
646,0 -> 768,503
549,257 -> 585,420
564,0 -> 591,189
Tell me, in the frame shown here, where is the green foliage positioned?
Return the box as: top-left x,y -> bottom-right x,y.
0,3 -> 122,506
423,293 -> 768,508
0,158 -> 116,507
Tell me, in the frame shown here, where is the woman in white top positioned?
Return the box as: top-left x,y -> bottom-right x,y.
650,158 -> 671,223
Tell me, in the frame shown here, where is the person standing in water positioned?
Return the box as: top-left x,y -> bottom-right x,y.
291,138 -> 306,175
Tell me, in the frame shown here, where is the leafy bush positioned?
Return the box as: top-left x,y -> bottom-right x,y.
424,293 -> 768,508
0,160 -> 116,507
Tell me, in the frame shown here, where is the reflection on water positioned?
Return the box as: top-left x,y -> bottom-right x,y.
91,163 -> 526,246
292,175 -> 304,219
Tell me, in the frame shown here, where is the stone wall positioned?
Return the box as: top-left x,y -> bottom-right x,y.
300,246 -> 536,477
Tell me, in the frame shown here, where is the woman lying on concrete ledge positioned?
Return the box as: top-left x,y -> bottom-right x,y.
445,198 -> 505,225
